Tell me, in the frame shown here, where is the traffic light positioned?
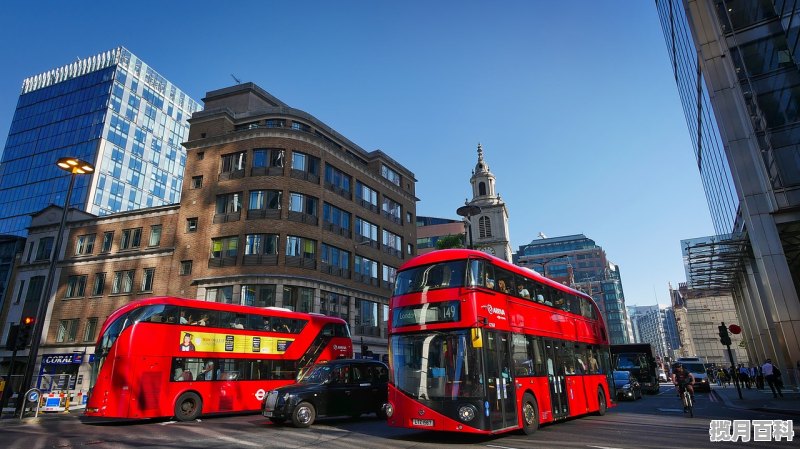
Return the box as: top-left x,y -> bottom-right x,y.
718,322 -> 732,346
16,317 -> 35,350
361,344 -> 369,355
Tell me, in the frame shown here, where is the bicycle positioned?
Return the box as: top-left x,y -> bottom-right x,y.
677,383 -> 693,417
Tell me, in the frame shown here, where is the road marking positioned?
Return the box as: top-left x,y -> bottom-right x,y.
587,446 -> 624,449
487,445 -> 520,449
658,408 -> 685,412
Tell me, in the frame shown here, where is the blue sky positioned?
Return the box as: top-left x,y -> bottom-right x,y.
0,1 -> 714,306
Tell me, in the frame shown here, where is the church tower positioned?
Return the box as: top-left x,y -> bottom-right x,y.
466,143 -> 512,262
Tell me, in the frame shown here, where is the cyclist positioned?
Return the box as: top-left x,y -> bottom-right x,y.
671,363 -> 695,411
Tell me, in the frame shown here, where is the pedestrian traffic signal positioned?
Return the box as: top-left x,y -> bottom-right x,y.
16,317 -> 35,349
718,322 -> 732,346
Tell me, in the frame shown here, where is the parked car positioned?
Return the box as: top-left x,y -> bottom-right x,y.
262,359 -> 388,427
613,370 -> 643,401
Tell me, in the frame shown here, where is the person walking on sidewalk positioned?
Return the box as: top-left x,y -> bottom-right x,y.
762,359 -> 784,398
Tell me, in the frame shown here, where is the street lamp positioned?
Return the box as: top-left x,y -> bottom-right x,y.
528,255 -> 567,278
18,157 -> 94,406
456,202 -> 481,250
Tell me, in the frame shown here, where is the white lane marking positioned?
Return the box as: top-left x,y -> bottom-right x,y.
588,446 -> 625,449
487,445 -> 520,449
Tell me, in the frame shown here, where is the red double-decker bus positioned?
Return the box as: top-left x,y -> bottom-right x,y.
85,297 -> 352,421
385,249 -> 615,434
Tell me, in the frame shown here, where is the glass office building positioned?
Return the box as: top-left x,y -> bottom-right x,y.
0,47 -> 200,236
657,1 -> 800,384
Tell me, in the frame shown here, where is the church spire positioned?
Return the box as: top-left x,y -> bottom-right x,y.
475,142 -> 490,174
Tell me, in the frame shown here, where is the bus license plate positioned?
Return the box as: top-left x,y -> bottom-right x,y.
412,418 -> 434,427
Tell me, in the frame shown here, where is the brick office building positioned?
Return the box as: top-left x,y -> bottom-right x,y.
0,83 -> 416,389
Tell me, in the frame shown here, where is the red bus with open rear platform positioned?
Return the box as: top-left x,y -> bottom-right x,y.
85,296 -> 351,421
385,249 -> 615,434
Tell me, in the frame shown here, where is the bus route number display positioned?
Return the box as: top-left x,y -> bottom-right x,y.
393,301 -> 460,327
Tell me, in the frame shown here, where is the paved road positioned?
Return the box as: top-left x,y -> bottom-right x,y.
1,384 -> 795,448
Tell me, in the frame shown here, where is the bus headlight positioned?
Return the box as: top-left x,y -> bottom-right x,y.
458,404 -> 477,422
383,402 -> 393,418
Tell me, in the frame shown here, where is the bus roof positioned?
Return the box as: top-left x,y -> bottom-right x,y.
399,249 -> 593,301
102,296 -> 346,330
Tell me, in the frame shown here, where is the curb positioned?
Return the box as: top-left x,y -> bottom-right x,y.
712,390 -> 800,416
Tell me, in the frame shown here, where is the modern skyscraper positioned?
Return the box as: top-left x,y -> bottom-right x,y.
657,1 -> 800,384
515,234 -> 631,344
0,47 -> 200,236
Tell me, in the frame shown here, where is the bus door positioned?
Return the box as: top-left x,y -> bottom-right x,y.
485,331 -> 517,431
544,339 -> 569,420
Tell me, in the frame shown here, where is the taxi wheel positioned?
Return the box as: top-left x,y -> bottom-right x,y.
520,393 -> 539,435
291,401 -> 316,428
174,392 -> 202,421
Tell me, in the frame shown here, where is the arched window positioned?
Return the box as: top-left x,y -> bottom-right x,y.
479,216 -> 492,238
479,182 -> 487,196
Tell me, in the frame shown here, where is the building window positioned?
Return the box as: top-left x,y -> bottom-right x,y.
186,217 -> 198,232
75,234 -> 96,255
355,299 -> 379,328
321,243 -> 351,270
355,255 -> 379,280
92,273 -> 106,296
286,235 -> 316,259
265,119 -> 285,128
241,284 -> 276,307
479,182 -> 487,196
288,192 -> 318,216
252,148 -> 285,170
407,243 -> 414,255
83,318 -> 98,343
65,275 -> 87,298
324,164 -> 352,196
197,151 -> 204,160
177,261 -> 191,276
216,192 -> 242,214
149,225 -> 162,247
383,265 -> 397,290
283,285 -> 314,312
381,164 -> 401,186
291,151 -> 320,178
406,212 -> 413,224
14,280 -> 24,304
320,291 -> 349,320
355,217 -> 378,243
141,268 -> 155,292
221,151 -> 246,176
248,189 -> 282,219
211,236 -> 239,259
245,234 -> 278,255
101,231 -> 114,252
35,237 -> 54,261
478,216 -> 492,238
382,197 -> 401,223
120,228 -> 142,250
191,175 -> 203,188
355,181 -> 378,209
56,319 -> 80,343
382,230 -> 402,255
206,286 -> 234,304
111,270 -> 135,294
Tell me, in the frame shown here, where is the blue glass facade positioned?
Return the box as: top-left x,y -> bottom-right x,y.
0,47 -> 200,236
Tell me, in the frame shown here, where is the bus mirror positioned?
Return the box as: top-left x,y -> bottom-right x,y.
471,328 -> 483,348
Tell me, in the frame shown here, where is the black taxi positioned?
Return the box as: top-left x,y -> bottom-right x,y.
262,358 -> 388,427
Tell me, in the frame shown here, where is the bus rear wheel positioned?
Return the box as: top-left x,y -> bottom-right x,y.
595,389 -> 607,416
174,392 -> 202,421
521,392 -> 539,435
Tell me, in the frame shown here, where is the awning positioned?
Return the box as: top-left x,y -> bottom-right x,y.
681,233 -> 749,291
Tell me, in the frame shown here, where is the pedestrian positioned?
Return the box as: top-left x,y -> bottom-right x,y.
762,359 -> 784,398
738,364 -> 751,389
755,364 -> 764,390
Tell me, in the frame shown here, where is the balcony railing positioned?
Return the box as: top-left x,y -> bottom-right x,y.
213,211 -> 241,224
247,209 -> 281,220
242,254 -> 279,266
357,199 -> 379,214
251,166 -> 285,177
287,211 -> 318,226
321,262 -> 351,279
285,255 -> 317,270
208,256 -> 237,268
290,169 -> 319,184
219,169 -> 245,181
323,222 -> 351,238
325,182 -> 352,200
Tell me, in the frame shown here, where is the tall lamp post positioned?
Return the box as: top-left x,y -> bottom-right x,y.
18,157 -> 94,405
456,203 -> 481,249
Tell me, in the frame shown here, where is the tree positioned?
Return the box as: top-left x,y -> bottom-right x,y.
436,234 -> 465,250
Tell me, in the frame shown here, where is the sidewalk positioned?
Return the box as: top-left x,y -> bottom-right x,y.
711,382 -> 800,416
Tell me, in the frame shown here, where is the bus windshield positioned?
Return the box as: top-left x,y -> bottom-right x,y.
390,330 -> 484,400
393,260 -> 467,295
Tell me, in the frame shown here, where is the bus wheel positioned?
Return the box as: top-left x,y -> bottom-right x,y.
521,392 -> 539,435
291,401 -> 316,428
174,392 -> 202,421
595,389 -> 607,416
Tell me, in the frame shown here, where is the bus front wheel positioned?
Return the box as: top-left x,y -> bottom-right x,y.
174,392 -> 202,421
521,392 -> 539,435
